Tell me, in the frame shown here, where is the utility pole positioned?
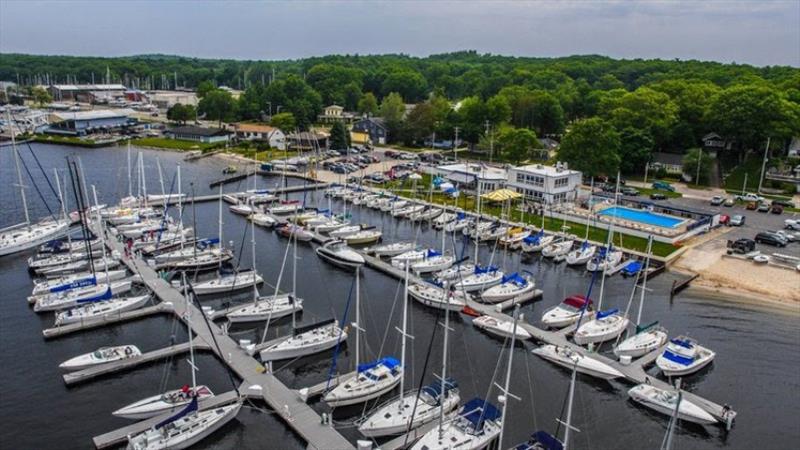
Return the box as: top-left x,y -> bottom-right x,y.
453,126 -> 460,163
695,148 -> 703,186
757,137 -> 771,194
643,158 -> 650,185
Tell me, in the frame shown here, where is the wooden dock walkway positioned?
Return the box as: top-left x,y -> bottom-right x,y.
43,303 -> 171,339
159,182 -> 331,205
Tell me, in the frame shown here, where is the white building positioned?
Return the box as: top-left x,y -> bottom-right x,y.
233,123 -> 287,150
433,163 -> 507,192
506,162 -> 581,204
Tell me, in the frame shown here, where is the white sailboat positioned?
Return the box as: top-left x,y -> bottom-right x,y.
316,240 -> 365,269
411,251 -> 455,274
542,238 -> 574,259
250,212 -> 277,228
54,294 -> 150,326
33,280 -> 133,312
520,231 -> 554,253
432,211 -> 457,229
259,318 -> 348,361
408,282 -> 466,311
541,295 -> 594,329
532,344 -> 624,380
472,315 -> 532,340
565,241 -> 596,266
191,270 -> 264,295
434,263 -> 476,282
453,265 -> 504,292
31,269 -> 127,296
60,345 -> 141,371
343,228 -> 382,245
480,272 -> 535,303
391,248 -> 427,268
368,241 -> 416,257
113,385 -> 215,420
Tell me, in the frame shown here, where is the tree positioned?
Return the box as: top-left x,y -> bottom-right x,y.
497,127 -> 542,164
529,90 -> 565,136
380,92 -> 406,142
306,63 -> 363,106
329,122 -> 350,150
270,112 -> 296,131
682,148 -> 713,185
167,103 -> 196,124
32,86 -> 52,106
381,70 -> 428,101
263,74 -> 322,130
618,127 -> 654,174
196,80 -> 215,98
357,92 -> 379,115
602,87 -> 678,150
557,118 -> 621,177
198,89 -> 236,127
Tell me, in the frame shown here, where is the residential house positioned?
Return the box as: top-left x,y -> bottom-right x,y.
648,152 -> 684,175
506,162 -> 581,204
352,117 -> 387,145
165,125 -> 232,143
317,105 -> 355,124
233,123 -> 287,150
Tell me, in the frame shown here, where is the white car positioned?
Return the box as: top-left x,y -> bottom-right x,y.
775,230 -> 798,242
784,219 -> 800,231
737,193 -> 763,203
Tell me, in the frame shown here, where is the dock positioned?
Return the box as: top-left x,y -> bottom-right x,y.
43,303 -> 171,339
159,182 -> 330,205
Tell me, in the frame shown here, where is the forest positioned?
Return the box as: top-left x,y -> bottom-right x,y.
2,51 -> 799,177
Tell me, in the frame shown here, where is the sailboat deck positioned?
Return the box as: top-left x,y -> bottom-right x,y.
42,303 -> 171,339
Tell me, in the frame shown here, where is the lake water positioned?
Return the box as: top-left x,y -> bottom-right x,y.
1,143 -> 798,450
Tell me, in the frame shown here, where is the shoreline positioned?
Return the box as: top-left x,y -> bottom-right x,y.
683,282 -> 800,315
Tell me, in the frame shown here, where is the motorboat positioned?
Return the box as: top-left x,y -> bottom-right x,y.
541,295 -> 593,329
59,345 -> 141,371
656,337 -> 715,377
520,231 -> 554,253
368,241 -> 415,257
434,263 -> 476,282
411,250 -> 455,274
480,272 -> 535,303
573,308 -> 630,345
565,241 -> 596,266
628,384 -> 718,425
410,398 -> 502,450
615,324 -> 668,358
391,248 -> 427,268
343,229 -> 382,245
357,379 -> 460,437
259,319 -> 347,361
33,280 -> 133,312
407,283 -> 466,311
126,399 -> 242,450
316,240 -> 365,268
587,247 -> 623,272
499,228 -> 530,249
113,385 -> 215,420
225,294 -> 303,323
324,357 -> 403,407
472,315 -> 532,340
191,270 -> 264,295
275,224 -> 314,242
531,344 -> 624,380
54,294 -> 150,326
250,213 -> 277,228
542,239 -> 574,259
453,265 -> 504,293
31,269 -> 127,296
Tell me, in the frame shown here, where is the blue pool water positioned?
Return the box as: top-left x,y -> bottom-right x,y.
599,206 -> 685,228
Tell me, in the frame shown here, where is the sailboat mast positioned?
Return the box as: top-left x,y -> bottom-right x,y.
141,153 -> 148,205
156,158 -> 165,199
184,272 -> 197,389
10,124 -> 30,226
251,208 -> 258,302
177,165 -> 184,251
635,235 -> 654,326
291,232 -> 298,328
438,282 -> 451,434
473,168 -> 482,262
562,364 -> 577,450
399,263 -> 410,404
498,305 -> 520,448
354,266 -> 361,369
127,141 -> 132,198
91,185 -> 111,280
217,184 -> 224,273
54,169 -> 66,221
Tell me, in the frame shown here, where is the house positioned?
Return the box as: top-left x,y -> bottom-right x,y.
48,84 -> 127,103
44,109 -> 136,136
317,104 -> 355,124
350,131 -> 371,146
233,123 -> 286,150
648,152 -> 684,175
788,137 -> 800,157
352,117 -> 387,145
506,162 -> 582,204
287,131 -> 329,151
165,125 -> 232,143
433,163 -> 508,192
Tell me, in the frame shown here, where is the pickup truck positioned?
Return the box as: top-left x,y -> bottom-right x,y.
736,193 -> 763,203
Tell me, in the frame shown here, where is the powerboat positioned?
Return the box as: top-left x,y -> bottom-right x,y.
480,272 -> 535,303
410,398 -> 502,450
324,357 -> 403,407
408,283 -> 466,311
628,384 -> 718,425
54,294 -> 150,326
520,231 -> 554,253
191,270 -> 263,295
59,345 -> 141,371
225,294 -> 303,323
113,385 -> 214,420
368,241 -> 415,257
472,315 -> 532,340
656,337 -> 715,377
453,265 -> 504,293
259,319 -> 347,361
565,241 -> 596,266
316,240 -> 365,268
541,295 -> 593,329
573,308 -> 630,345
531,344 -> 624,380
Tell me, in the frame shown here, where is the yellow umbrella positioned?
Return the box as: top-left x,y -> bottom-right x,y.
481,188 -> 522,202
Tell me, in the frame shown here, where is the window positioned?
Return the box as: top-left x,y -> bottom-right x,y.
554,177 -> 569,188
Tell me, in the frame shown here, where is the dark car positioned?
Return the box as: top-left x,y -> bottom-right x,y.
754,232 -> 787,247
771,204 -> 784,215
771,199 -> 795,208
727,238 -> 755,254
649,192 -> 667,200
622,187 -> 640,196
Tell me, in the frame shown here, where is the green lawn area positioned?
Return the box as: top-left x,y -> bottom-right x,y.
227,148 -> 293,162
636,186 -> 683,199
129,137 -> 218,151
377,176 -> 678,258
723,155 -> 795,195
33,134 -> 98,146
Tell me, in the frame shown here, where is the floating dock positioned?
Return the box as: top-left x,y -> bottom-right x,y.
43,303 -> 171,339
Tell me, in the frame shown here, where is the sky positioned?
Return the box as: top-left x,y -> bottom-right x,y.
1,0 -> 798,67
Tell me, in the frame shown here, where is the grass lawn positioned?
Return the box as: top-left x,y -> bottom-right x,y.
636,187 -> 683,199
33,134 -> 98,146
227,148 -> 292,162
130,137 -> 218,151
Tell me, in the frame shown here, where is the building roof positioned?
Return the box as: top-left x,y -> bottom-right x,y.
51,109 -> 135,122
235,123 -> 279,133
288,131 -> 329,139
437,163 -> 507,181
512,163 -> 580,177
167,125 -> 231,137
354,117 -> 386,129
702,132 -> 722,141
324,104 -> 344,111
538,137 -> 560,149
51,84 -> 127,91
651,152 -> 684,166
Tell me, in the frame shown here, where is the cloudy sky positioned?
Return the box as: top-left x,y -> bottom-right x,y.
1,0 -> 798,66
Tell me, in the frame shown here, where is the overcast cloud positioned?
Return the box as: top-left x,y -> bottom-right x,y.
1,0 -> 798,66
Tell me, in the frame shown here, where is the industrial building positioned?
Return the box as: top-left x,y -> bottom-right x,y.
44,109 -> 136,135
48,84 -> 127,103
165,125 -> 232,143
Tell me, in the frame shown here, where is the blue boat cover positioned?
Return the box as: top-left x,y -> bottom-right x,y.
621,260 -> 642,275
596,246 -> 608,258
421,378 -> 458,403
526,431 -> 564,450
50,276 -> 97,293
433,176 -> 445,186
456,212 -> 467,220
670,338 -> 694,349
580,241 -> 591,250
358,356 -> 401,373
661,349 -> 694,366
523,231 -> 545,244
155,396 -> 198,429
501,272 -> 527,286
474,265 -> 498,274
460,398 -> 501,431
596,308 -> 619,320
76,286 -> 113,304
197,238 -> 220,248
426,249 -> 442,258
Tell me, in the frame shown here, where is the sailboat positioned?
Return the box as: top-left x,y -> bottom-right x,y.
565,241 -> 596,266
30,269 -> 127,296
453,265 -> 503,292
54,294 -> 150,326
324,265 -> 402,407
472,314 -> 532,340
408,282 -> 466,311
316,240 -> 365,269
520,231 -> 554,253
411,250 -> 455,274
541,295 -> 594,329
614,236 -> 668,358
191,269 -> 263,295
532,344 -> 624,380
60,345 -> 141,371
480,272 -> 535,303
259,318 -> 347,361
369,241 -> 416,257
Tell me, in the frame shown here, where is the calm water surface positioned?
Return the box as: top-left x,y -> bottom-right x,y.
0,144 -> 798,450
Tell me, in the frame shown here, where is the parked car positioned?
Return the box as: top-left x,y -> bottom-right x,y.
723,198 -> 735,207
771,199 -> 795,208
384,150 -> 398,158
754,231 -> 787,247
770,204 -> 784,215
718,214 -> 730,226
775,230 -> 797,243
729,215 -> 746,227
622,187 -> 640,196
757,202 -> 770,212
746,202 -> 758,211
710,195 -> 724,206
785,219 -> 800,231
651,181 -> 675,192
727,238 -> 755,254
649,192 -> 667,200
737,193 -> 763,203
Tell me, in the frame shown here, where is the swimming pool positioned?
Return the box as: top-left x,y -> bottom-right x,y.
598,206 -> 685,228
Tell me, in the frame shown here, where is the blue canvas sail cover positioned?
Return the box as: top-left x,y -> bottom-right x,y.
421,378 -> 458,403
50,276 -> 97,293
155,396 -> 198,429
596,246 -> 608,258
426,249 -> 442,258
76,286 -> 113,304
523,431 -> 564,450
621,260 -> 642,276
523,231 -> 544,244
474,265 -> 498,274
456,212 -> 467,220
502,273 -> 527,286
358,356 -> 401,373
580,241 -> 591,250
596,308 -> 619,320
460,398 -> 501,431
197,238 -> 220,249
